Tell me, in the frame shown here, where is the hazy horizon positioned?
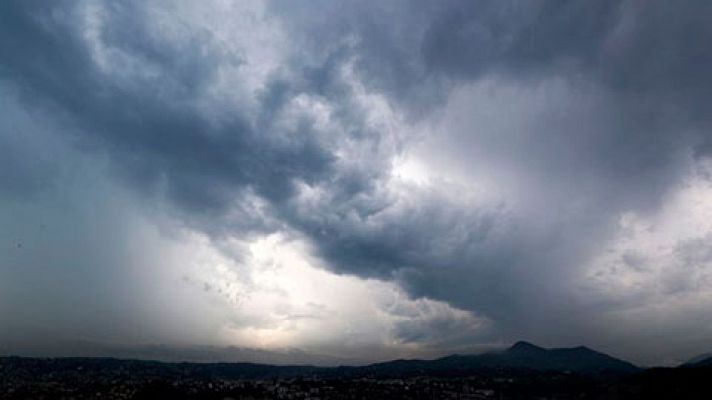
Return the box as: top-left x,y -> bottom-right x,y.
2,0 -> 712,368
0,339 -> 660,368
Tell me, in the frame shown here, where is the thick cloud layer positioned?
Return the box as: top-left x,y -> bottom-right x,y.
2,0 -> 712,365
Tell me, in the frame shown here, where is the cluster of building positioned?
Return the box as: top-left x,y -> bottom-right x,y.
2,372 -> 500,399
242,377 -> 498,399
1,357 -> 591,399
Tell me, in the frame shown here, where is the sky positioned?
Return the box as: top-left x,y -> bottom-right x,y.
1,0 -> 712,367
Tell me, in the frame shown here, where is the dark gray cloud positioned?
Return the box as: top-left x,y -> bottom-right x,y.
2,0 -> 712,365
266,0 -> 712,338
269,0 -> 712,361
0,0 -> 335,223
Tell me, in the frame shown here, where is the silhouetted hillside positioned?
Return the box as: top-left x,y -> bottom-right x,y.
0,341 -> 640,381
363,341 -> 639,378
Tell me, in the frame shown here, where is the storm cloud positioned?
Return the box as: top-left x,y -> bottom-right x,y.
2,0 -> 712,366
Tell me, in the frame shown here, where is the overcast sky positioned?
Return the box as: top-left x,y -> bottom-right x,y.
2,0 -> 712,367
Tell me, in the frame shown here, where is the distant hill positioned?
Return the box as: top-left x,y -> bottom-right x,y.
0,341 -> 640,381
362,341 -> 640,377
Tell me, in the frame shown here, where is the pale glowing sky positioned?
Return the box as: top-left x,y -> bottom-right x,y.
2,0 -> 712,367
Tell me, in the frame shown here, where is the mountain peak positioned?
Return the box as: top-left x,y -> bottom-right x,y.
570,345 -> 595,353
508,341 -> 545,352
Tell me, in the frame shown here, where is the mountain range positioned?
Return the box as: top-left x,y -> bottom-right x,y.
1,341 -> 644,380
356,341 -> 640,378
